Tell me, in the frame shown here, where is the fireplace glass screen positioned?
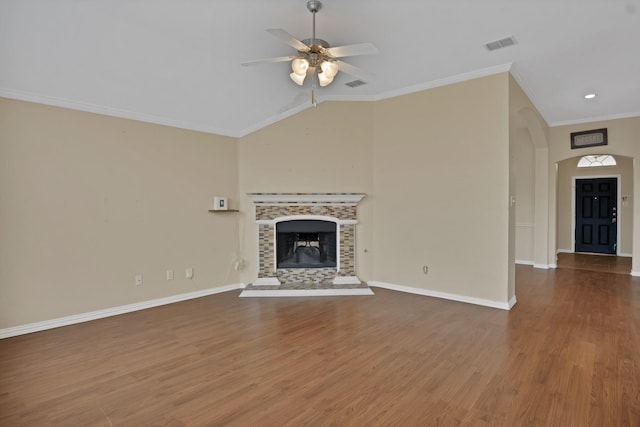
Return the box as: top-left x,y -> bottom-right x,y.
276,220 -> 337,268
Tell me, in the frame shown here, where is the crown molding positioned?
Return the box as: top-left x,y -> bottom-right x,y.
0,88 -> 242,138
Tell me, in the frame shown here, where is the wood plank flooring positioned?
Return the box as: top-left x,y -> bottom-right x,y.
1,265 -> 639,426
557,252 -> 632,275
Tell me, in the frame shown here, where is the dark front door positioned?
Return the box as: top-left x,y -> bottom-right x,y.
575,178 -> 617,254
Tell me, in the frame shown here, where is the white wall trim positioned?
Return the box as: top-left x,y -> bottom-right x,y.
515,259 -> 534,266
619,252 -> 632,258
368,63 -> 513,103
550,111 -> 640,128
631,270 -> 640,277
556,248 -> 573,254
368,281 -> 514,310
0,284 -> 245,339
533,264 -> 551,270
0,87 -> 242,138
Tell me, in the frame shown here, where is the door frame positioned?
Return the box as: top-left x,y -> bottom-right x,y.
571,174 -> 621,254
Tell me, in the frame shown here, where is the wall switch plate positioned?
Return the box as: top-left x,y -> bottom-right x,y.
166,269 -> 174,280
135,274 -> 143,286
186,267 -> 193,279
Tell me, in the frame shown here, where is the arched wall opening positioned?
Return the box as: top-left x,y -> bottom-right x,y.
556,155 -> 634,257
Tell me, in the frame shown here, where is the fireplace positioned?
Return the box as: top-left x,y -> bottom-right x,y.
276,219 -> 337,269
247,193 -> 365,286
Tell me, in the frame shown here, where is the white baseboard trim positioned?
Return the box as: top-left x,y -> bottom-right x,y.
0,283 -> 245,339
533,264 -> 551,270
368,281 -> 513,310
508,295 -> 517,309
619,252 -> 632,258
549,263 -> 557,269
631,270 -> 640,277
556,249 -> 573,254
516,260 -> 551,269
239,288 -> 374,297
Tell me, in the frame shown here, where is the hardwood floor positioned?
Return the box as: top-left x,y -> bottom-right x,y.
1,265 -> 639,426
557,252 -> 632,275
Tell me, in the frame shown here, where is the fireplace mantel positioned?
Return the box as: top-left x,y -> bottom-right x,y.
247,193 -> 365,205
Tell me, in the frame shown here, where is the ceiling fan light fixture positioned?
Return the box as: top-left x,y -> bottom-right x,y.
291,58 -> 309,75
318,71 -> 334,87
320,60 -> 338,78
290,72 -> 306,85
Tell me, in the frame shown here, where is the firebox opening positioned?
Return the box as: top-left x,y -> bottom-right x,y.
276,220 -> 337,269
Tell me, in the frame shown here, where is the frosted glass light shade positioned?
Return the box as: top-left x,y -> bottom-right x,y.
290,72 -> 306,86
318,72 -> 334,87
291,58 -> 309,75
321,60 -> 338,78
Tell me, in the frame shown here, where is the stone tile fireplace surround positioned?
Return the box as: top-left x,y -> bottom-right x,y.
247,193 -> 365,287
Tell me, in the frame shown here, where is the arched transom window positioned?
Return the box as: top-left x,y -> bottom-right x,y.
577,155 -> 617,168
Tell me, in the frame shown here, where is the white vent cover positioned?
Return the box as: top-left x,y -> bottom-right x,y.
485,36 -> 516,51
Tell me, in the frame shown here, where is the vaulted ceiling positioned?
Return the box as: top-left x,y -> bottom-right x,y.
1,1 -> 639,137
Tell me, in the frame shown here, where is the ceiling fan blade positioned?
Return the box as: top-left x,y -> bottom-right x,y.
241,56 -> 297,67
336,60 -> 375,82
266,28 -> 309,52
326,42 -> 379,58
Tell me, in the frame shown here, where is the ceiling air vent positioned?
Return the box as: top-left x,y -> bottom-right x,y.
485,36 -> 516,51
346,79 -> 366,88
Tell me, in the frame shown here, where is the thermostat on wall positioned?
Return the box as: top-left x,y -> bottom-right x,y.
213,197 -> 228,211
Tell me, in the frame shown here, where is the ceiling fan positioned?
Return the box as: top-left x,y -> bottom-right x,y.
241,0 -> 378,106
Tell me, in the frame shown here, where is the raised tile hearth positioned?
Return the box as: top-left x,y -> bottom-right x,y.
240,193 -> 373,297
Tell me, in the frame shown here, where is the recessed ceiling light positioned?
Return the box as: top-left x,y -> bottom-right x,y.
584,93 -> 597,99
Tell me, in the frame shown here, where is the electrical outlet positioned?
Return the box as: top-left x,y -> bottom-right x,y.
166,269 -> 174,280
135,274 -> 143,286
186,267 -> 193,279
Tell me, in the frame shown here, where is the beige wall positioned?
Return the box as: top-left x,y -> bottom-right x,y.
508,75 -> 551,269
556,155 -> 634,255
371,73 -> 511,304
2,72 -> 533,330
0,98 -> 239,328
513,129 -> 536,262
549,117 -> 640,272
237,102 -> 375,283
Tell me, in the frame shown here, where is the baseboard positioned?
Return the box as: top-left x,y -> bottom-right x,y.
368,281 -> 513,310
0,283 -> 245,339
619,252 -> 632,258
516,260 -> 552,269
556,249 -> 573,254
631,270 -> 640,277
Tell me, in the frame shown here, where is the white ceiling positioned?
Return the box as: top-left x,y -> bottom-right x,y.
1,1 -> 639,137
